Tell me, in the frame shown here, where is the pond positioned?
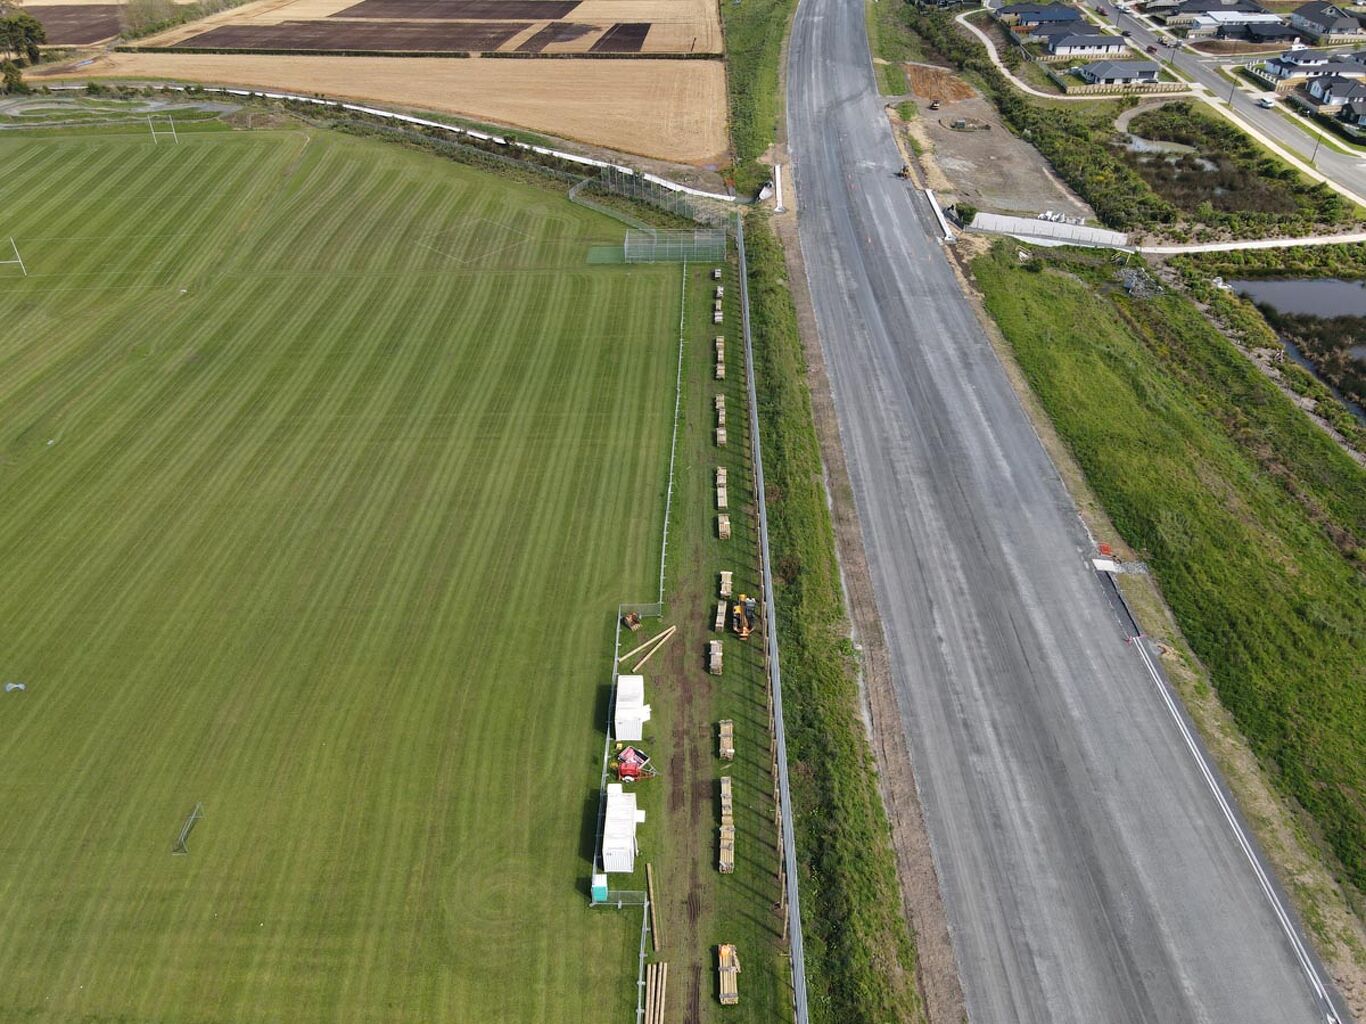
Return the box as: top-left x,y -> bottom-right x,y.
1230,277 -> 1366,426
1123,133 -> 1195,155
1230,277 -> 1366,318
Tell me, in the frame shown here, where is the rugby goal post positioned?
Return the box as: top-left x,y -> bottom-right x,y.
147,114 -> 179,145
0,237 -> 26,277
172,802 -> 204,855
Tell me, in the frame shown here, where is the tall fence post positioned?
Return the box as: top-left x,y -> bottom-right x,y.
735,212 -> 810,1024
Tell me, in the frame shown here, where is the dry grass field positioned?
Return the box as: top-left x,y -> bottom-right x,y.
32,52 -> 728,162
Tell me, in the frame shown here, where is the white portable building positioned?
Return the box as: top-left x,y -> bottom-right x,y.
614,674 -> 651,741
602,783 -> 647,873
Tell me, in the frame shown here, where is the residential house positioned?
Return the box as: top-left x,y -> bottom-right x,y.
1186,11 -> 1287,37
1024,20 -> 1085,39
1306,72 -> 1366,107
1338,96 -> 1366,133
1288,1 -> 1365,41
1264,45 -> 1366,79
1220,21 -> 1303,43
1045,32 -> 1131,56
995,2 -> 1083,26
1163,0 -> 1267,26
1076,59 -> 1162,82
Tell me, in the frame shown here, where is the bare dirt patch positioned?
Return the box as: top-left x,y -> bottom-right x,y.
35,51 -> 729,163
905,62 -> 973,104
907,83 -> 1094,220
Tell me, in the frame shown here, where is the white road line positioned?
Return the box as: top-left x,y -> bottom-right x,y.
1128,633 -> 1340,1022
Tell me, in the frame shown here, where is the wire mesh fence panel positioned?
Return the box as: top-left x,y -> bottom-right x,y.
596,166 -> 731,227
624,230 -> 727,263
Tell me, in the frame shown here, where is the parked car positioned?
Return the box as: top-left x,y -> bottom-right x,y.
930,99 -> 941,110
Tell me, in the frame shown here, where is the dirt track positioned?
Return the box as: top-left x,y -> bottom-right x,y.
35,52 -> 729,163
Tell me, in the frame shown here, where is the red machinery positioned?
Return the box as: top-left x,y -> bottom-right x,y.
615,746 -> 657,781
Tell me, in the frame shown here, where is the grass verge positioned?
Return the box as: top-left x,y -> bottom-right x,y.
721,0 -> 799,195
971,243 -> 1366,895
744,213 -> 925,1024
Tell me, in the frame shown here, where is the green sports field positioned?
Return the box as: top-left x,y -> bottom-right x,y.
0,119 -> 683,1023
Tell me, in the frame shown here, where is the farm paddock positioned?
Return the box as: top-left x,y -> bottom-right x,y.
133,0 -> 723,53
31,53 -> 729,163
0,118 -> 686,1024
20,3 -> 123,44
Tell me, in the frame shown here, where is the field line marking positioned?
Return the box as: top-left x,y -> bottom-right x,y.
4,237 -> 26,276
1129,633 -> 1339,1021
658,259 -> 686,603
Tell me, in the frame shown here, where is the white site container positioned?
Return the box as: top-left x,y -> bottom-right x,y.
602,783 -> 646,873
614,674 -> 651,742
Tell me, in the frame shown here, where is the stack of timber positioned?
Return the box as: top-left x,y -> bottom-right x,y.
715,285 -> 725,300
719,822 -> 736,873
717,514 -> 731,540
645,962 -> 669,1024
714,600 -> 727,632
718,719 -> 735,760
708,639 -> 723,675
719,570 -> 733,598
712,267 -> 722,280
718,945 -> 741,1005
715,337 -> 726,379
718,774 -> 735,873
716,466 -> 728,510
715,393 -> 727,447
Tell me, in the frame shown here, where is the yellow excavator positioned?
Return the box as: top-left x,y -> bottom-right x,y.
731,594 -> 757,640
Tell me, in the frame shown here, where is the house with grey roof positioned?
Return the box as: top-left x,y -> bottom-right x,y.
1289,1 -> 1365,41
1044,32 -> 1131,57
1306,72 -> 1366,107
1076,59 -> 1161,83
995,2 -> 1083,26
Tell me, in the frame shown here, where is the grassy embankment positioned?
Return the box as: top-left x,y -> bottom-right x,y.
717,0 -> 927,1013
971,244 -> 1366,896
745,216 -> 925,1024
721,0 -> 799,194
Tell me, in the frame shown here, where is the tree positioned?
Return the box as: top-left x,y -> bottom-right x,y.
0,11 -> 46,65
0,58 -> 23,94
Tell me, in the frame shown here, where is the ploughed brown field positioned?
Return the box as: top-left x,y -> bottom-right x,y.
134,0 -> 719,53
24,3 -> 122,44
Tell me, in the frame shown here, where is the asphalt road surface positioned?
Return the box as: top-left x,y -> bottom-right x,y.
785,0 -> 1348,1021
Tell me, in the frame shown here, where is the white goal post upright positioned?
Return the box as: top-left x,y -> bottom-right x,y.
1,237 -> 26,276
148,115 -> 179,145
